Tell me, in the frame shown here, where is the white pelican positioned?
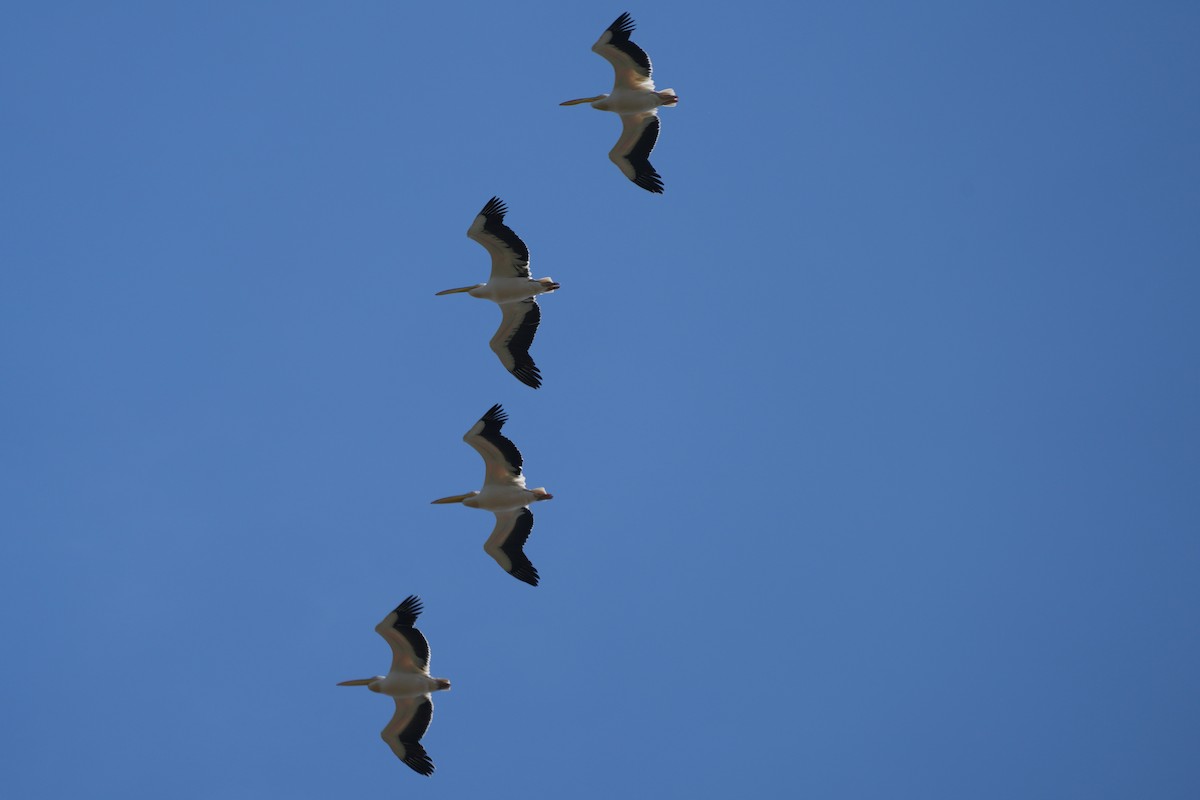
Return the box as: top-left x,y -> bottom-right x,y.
560,12 -> 678,193
431,404 -> 552,586
337,595 -> 451,776
436,197 -> 559,389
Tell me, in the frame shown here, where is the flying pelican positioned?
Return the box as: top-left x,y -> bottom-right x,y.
431,404 -> 552,586
337,595 -> 451,776
560,12 -> 678,193
436,197 -> 559,389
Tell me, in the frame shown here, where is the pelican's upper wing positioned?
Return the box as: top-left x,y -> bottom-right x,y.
463,404 -> 525,485
593,12 -> 654,91
489,299 -> 542,389
467,197 -> 531,280
484,508 -> 540,587
609,112 -> 664,194
374,595 -> 432,675
381,695 -> 436,776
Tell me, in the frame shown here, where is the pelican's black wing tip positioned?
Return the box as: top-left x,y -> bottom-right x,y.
609,12 -> 636,36
479,196 -> 508,219
481,403 -> 508,426
392,595 -> 423,624
402,743 -> 435,776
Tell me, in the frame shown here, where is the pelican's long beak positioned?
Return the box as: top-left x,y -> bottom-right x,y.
337,678 -> 375,687
431,492 -> 475,505
435,286 -> 475,296
559,96 -> 605,106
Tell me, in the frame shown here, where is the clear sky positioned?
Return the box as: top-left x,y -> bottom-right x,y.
3,2 -> 1199,797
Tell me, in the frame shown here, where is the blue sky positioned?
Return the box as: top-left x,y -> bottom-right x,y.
3,1 -> 1199,797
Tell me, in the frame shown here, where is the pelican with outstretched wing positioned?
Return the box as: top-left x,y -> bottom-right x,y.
436,197 -> 559,389
338,596 -> 451,776
561,13 -> 678,193
432,404 -> 552,586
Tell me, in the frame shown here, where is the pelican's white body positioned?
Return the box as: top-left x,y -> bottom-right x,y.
465,482 -> 547,513
465,276 -> 557,305
368,672 -> 448,698
590,87 -> 677,115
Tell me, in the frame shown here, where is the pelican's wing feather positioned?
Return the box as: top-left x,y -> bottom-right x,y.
610,112 -> 664,194
374,595 -> 431,674
593,12 -> 654,91
463,404 -> 525,483
467,197 -> 531,280
489,299 -> 542,389
484,508 -> 540,587
381,696 -> 436,776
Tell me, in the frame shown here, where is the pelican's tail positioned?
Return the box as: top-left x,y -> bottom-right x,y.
658,89 -> 678,106
434,678 -> 451,691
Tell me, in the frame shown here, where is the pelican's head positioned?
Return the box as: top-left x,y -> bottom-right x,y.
337,677 -> 383,693
431,491 -> 480,505
559,94 -> 607,107
435,284 -> 484,296
530,487 -> 553,502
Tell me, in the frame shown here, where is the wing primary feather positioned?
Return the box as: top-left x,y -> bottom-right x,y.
400,741 -> 434,776
481,403 -> 508,428
610,12 -> 636,36
479,196 -> 507,218
390,595 -> 423,627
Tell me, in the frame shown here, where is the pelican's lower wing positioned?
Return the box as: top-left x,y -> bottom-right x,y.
489,299 -> 543,389
484,507 -> 540,586
381,695 -> 436,776
609,112 -> 663,194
